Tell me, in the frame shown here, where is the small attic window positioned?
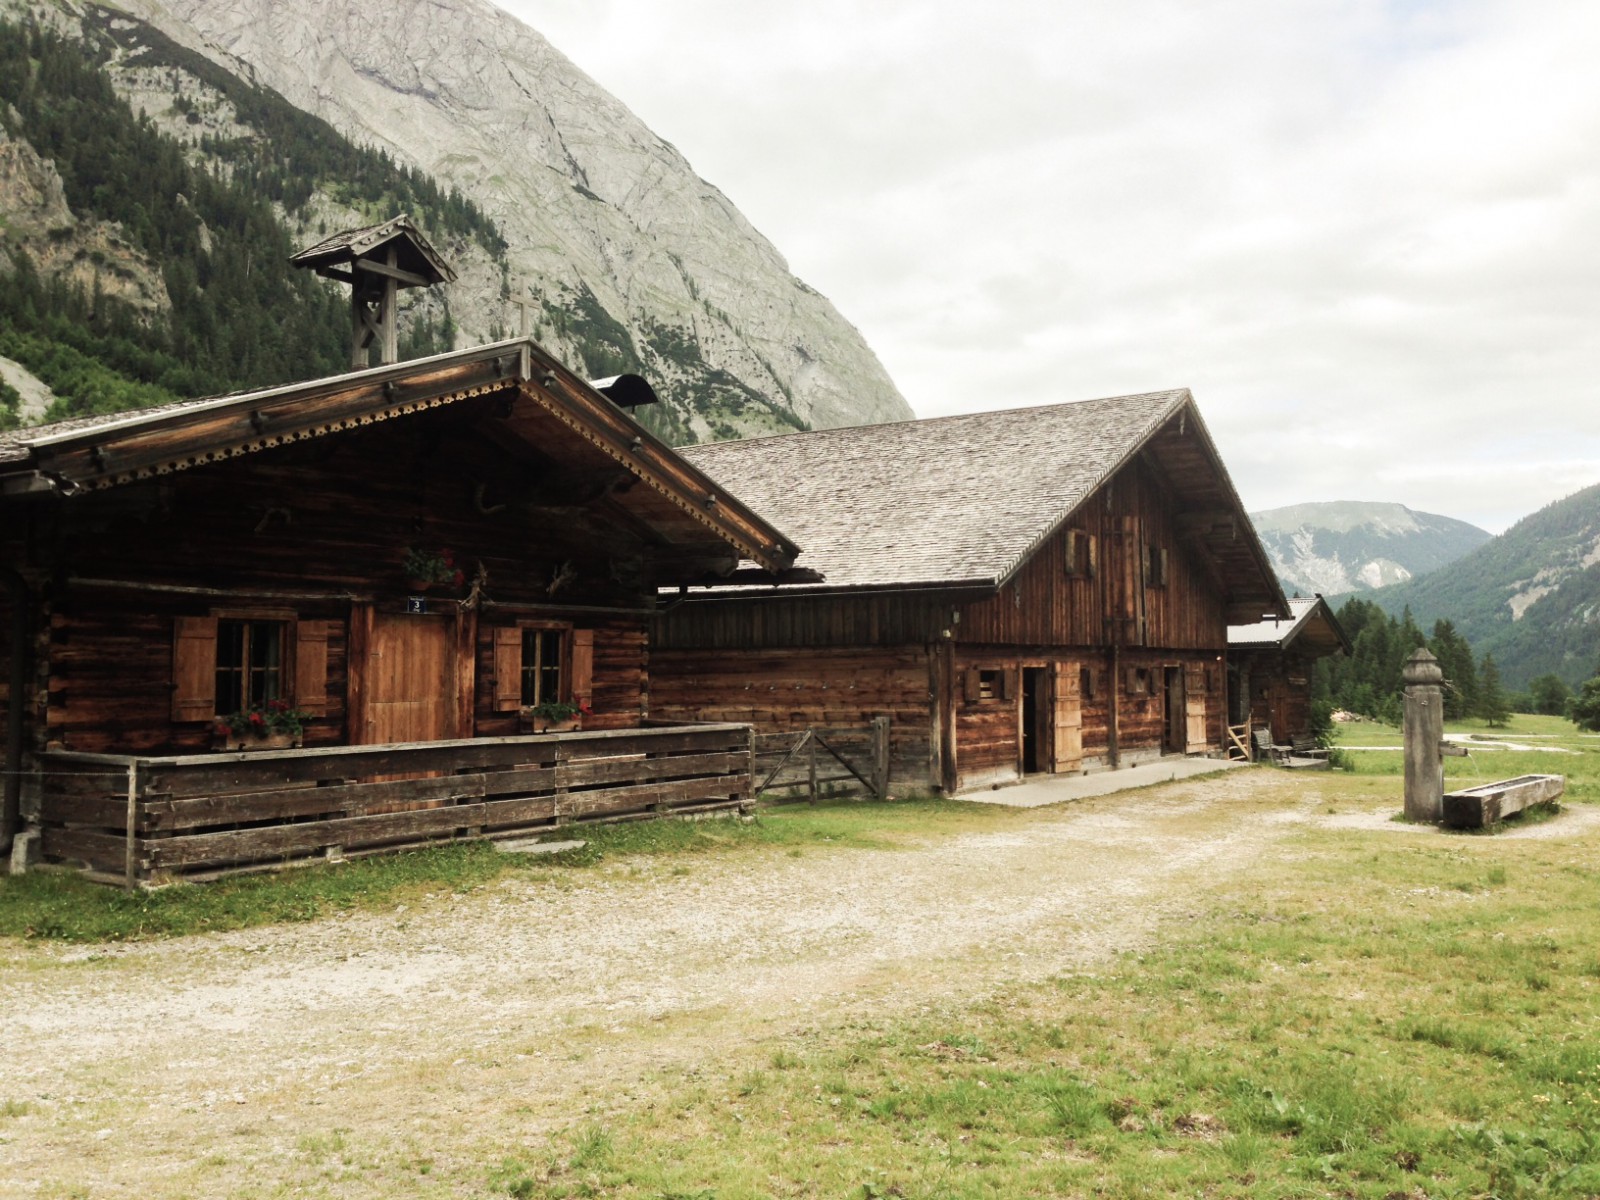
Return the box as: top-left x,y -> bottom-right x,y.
1145,543 -> 1168,588
1065,530 -> 1098,578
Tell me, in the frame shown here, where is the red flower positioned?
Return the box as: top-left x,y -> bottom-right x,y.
249,711 -> 265,726
579,702 -> 594,715
269,699 -> 287,712
441,550 -> 456,568
212,722 -> 230,737
452,569 -> 465,588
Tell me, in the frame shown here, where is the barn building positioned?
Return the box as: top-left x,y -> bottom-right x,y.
0,339 -> 799,882
651,390 -> 1288,793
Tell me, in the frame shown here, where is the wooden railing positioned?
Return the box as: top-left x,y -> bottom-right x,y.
754,718 -> 890,804
38,724 -> 753,887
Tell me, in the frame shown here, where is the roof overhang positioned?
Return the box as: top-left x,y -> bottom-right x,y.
0,340 -> 799,575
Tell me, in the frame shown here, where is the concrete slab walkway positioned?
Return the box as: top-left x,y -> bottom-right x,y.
960,756 -> 1245,808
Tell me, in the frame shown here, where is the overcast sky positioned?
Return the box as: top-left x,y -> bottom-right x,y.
501,0 -> 1598,533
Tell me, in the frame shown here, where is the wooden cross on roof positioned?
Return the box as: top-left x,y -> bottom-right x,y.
291,215 -> 456,368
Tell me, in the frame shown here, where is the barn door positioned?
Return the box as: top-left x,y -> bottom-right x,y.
1185,663 -> 1209,753
1052,661 -> 1083,773
359,612 -> 459,745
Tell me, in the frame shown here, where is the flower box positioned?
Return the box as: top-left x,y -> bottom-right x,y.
519,711 -> 581,735
213,730 -> 303,752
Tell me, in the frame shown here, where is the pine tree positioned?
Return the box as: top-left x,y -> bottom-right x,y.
1477,653 -> 1510,727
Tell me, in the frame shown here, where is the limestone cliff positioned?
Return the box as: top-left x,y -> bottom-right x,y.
99,0 -> 914,439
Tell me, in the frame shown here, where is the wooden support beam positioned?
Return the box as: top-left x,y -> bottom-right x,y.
353,257 -> 433,288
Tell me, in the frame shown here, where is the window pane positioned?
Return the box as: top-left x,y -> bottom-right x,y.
539,631 -> 563,704
215,620 -> 245,714
246,622 -> 283,706
521,629 -> 540,705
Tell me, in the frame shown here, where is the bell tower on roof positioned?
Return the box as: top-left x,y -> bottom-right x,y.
290,215 -> 456,369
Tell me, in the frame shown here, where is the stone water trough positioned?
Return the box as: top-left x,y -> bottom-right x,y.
1441,774 -> 1565,830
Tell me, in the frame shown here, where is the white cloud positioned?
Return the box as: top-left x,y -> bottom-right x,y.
503,0 -> 1600,532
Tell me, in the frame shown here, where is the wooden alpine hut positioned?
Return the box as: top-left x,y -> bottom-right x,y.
650,389 -> 1287,793
0,338 -> 799,884
1227,594 -> 1350,748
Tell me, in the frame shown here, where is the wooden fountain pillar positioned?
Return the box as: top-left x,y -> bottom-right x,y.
1403,647 -> 1445,822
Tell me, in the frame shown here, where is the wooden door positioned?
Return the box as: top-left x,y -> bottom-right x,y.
360,612 -> 458,745
1184,664 -> 1209,753
1052,662 -> 1083,773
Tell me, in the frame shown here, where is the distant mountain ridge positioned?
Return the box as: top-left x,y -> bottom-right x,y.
1250,501 -> 1490,597
1364,483 -> 1600,688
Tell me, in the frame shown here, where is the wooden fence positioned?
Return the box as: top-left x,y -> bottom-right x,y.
754,717 -> 891,804
38,723 -> 753,886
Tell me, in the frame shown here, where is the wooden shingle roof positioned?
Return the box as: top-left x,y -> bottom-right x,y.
1229,595 -> 1350,655
679,388 -> 1287,620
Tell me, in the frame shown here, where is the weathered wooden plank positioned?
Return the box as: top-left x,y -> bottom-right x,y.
41,826 -> 128,869
143,802 -> 494,869
557,751 -> 744,788
564,773 -> 751,818
39,793 -> 129,829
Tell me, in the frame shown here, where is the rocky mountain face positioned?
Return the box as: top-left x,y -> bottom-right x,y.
1365,483 -> 1600,688
107,0 -> 912,441
1250,501 -> 1490,597
1,0 -> 911,441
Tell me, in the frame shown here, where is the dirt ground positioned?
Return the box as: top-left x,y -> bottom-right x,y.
1,770 -> 1590,1197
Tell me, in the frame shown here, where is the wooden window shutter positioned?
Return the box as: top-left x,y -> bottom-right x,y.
1064,530 -> 1081,577
493,626 -> 522,712
1001,669 -> 1017,701
171,616 -> 218,722
1086,534 -> 1098,579
571,629 -> 595,707
964,668 -> 981,702
294,620 -> 331,715
1157,547 -> 1169,587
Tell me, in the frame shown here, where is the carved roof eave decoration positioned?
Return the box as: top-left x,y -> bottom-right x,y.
515,344 -> 799,575
8,339 -> 799,575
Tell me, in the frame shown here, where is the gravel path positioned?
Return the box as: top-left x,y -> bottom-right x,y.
0,771 -> 1381,1195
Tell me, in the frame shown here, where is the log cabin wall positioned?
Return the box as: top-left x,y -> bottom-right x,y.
1241,650 -> 1313,744
17,410 -> 664,757
649,645 -> 936,787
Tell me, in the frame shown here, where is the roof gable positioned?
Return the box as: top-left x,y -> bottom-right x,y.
1229,595 -> 1351,653
679,389 -> 1285,617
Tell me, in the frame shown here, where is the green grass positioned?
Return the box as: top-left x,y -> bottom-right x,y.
0,795 -> 981,942
1332,712 -> 1600,807
474,820 -> 1600,1200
